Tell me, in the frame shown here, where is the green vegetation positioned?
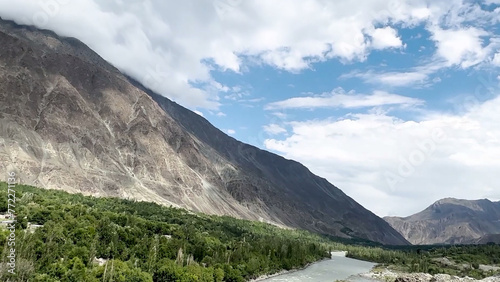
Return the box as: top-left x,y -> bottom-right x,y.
1,182 -> 499,281
345,243 -> 500,279
0,182 -> 330,281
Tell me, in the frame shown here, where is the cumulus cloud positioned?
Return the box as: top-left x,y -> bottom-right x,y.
264,92 -> 500,216
265,88 -> 423,110
345,27 -> 500,88
3,0 -> 497,109
227,129 -> 236,135
430,26 -> 495,68
369,27 -> 403,49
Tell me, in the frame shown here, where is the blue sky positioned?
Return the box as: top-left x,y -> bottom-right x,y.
207,21 -> 497,142
1,0 -> 499,216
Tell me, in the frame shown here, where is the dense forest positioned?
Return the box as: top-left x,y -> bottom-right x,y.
1,182 -> 499,281
0,182 -> 331,281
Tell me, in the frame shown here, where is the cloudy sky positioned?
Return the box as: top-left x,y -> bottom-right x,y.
1,0 -> 499,216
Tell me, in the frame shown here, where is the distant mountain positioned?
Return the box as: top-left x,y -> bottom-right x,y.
0,18 -> 408,245
473,234 -> 500,244
385,198 -> 500,245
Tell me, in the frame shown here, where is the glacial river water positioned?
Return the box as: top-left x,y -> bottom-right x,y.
260,252 -> 377,282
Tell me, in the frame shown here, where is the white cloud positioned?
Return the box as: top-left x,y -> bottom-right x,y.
264,94 -> 500,217
240,98 -> 265,103
369,27 -> 403,49
193,110 -> 204,117
430,26 -> 493,68
374,72 -> 428,86
344,71 -> 430,87
342,59 -> 453,88
3,0 -> 495,109
265,88 -> 423,110
493,52 -> 500,66
216,112 -> 226,117
344,27 -> 500,87
227,129 -> 236,135
271,112 -> 288,119
263,124 -> 287,135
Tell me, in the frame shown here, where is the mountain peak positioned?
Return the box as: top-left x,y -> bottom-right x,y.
385,198 -> 500,245
434,197 -> 492,205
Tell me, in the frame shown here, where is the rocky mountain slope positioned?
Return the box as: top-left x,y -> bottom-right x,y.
474,234 -> 500,245
385,198 -> 500,245
0,18 -> 408,245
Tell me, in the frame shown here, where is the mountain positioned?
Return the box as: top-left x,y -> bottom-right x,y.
385,198 -> 500,245
0,17 -> 408,245
474,234 -> 500,245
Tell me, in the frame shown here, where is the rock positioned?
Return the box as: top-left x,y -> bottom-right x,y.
369,268 -> 500,282
394,273 -> 433,282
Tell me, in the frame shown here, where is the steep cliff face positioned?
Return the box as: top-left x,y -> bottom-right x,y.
0,18 -> 409,245
385,198 -> 500,245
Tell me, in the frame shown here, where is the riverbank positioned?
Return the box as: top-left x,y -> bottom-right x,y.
249,251 -> 375,281
249,251 -> 347,281
248,257 -> 332,281
360,268 -> 500,282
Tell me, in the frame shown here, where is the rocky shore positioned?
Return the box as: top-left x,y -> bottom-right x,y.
360,269 -> 500,282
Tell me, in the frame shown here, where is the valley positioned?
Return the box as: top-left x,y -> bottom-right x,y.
0,2 -> 500,281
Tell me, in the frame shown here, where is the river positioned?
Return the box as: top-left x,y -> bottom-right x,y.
259,252 -> 377,282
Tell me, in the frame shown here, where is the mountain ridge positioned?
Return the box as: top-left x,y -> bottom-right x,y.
385,197 -> 500,245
